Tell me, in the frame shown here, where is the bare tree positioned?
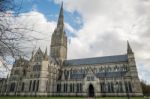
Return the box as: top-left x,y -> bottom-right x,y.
0,0 -> 14,12
0,0 -> 42,72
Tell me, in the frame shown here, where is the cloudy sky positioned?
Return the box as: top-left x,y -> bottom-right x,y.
1,0 -> 150,83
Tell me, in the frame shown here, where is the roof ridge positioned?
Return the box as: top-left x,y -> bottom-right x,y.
66,54 -> 127,61
64,54 -> 128,66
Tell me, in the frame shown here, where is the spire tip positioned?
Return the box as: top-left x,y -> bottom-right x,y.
127,40 -> 133,54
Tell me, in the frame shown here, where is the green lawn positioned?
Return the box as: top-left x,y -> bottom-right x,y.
0,97 -> 149,99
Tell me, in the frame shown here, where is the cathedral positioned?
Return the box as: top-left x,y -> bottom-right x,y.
0,3 -> 143,97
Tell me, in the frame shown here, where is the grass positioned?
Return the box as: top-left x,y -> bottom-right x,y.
0,96 -> 149,99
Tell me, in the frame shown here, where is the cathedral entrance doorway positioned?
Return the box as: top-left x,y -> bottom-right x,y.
88,84 -> 94,97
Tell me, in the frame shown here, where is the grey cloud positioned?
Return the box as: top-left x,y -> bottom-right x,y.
54,0 -> 150,83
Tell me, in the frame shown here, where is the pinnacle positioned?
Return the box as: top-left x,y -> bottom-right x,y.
44,47 -> 48,60
57,2 -> 64,29
127,41 -> 133,54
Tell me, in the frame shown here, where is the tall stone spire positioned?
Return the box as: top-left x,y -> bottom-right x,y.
57,2 -> 64,30
44,47 -> 48,60
50,2 -> 67,61
127,41 -> 133,54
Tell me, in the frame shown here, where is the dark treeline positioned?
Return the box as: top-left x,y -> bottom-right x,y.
141,80 -> 150,96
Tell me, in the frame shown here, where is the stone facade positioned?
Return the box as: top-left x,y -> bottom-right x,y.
0,3 -> 143,97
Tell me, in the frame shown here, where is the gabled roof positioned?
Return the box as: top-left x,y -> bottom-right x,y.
64,54 -> 128,66
33,47 -> 44,58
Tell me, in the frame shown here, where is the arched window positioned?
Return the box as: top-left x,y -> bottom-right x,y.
84,68 -> 87,74
125,82 -> 129,92
4,84 -> 7,92
94,68 -> 98,73
114,66 -> 118,72
77,83 -> 79,92
36,80 -> 39,92
70,83 -> 72,92
72,83 -> 74,93
63,83 -> 68,93
66,83 -> 68,92
108,82 -> 111,93
32,80 -> 36,91
46,80 -> 48,92
105,67 -> 108,72
124,81 -> 132,93
67,70 -> 69,75
102,67 -> 105,72
111,82 -> 114,93
57,83 -> 61,92
115,82 -> 119,92
128,82 -> 132,93
64,70 -> 69,79
10,83 -> 15,92
126,66 -> 128,71
119,82 -> 123,93
80,68 -> 83,74
101,82 -> 105,93
29,80 -> 32,91
63,83 -> 65,92
123,65 -> 128,71
107,67 -> 111,72
80,83 -> 82,92
100,83 -> 102,92
99,67 -> 102,72
21,82 -> 24,92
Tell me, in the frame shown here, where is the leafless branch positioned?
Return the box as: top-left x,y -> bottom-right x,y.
0,0 -> 45,73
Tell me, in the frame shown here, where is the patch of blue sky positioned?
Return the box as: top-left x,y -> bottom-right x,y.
65,29 -> 76,38
13,0 -> 83,32
65,10 -> 83,31
13,0 -> 33,13
64,11 -> 83,38
12,0 -> 83,40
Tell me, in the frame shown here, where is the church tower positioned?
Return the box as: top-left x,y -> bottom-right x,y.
50,3 -> 67,61
127,41 -> 143,95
